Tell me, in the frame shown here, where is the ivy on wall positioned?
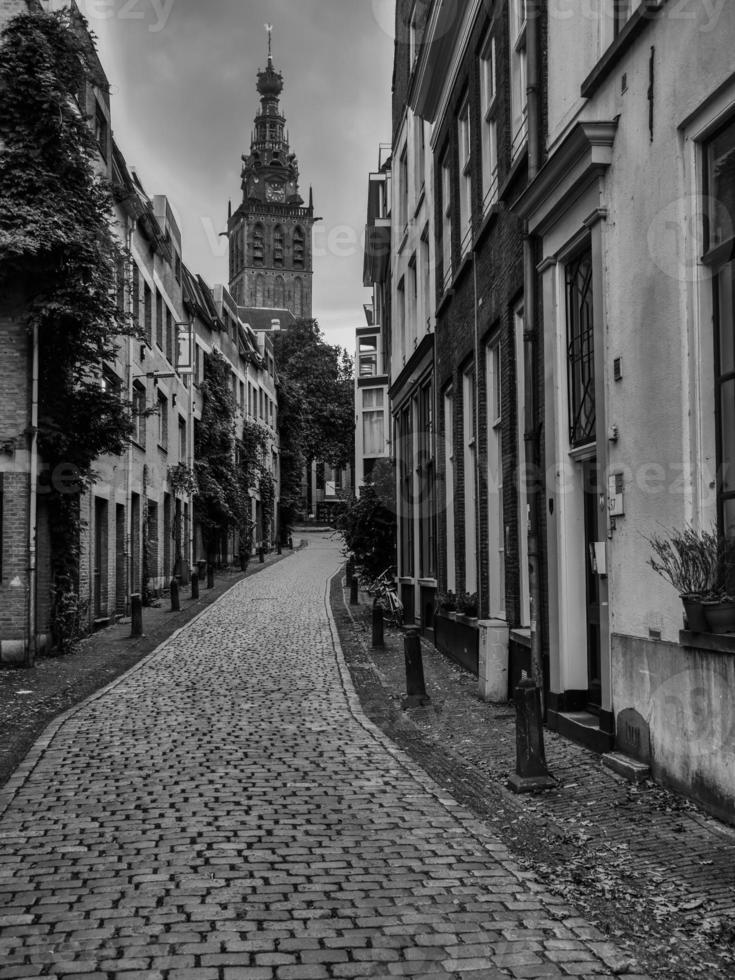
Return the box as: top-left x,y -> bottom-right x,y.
0,10 -> 140,653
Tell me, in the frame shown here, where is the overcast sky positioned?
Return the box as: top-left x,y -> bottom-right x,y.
81,0 -> 395,352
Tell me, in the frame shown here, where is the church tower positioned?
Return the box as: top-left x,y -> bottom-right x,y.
228,30 -> 314,320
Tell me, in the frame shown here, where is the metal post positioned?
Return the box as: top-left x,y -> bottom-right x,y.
258,546 -> 265,564
372,600 -> 384,649
170,578 -> 180,612
288,534 -> 293,549
206,563 -> 214,589
349,575 -> 359,605
190,570 -> 199,600
403,628 -> 429,706
130,593 -> 143,637
508,674 -> 555,793
277,540 -> 282,555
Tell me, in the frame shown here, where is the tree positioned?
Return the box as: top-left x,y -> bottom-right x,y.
0,10 -> 139,652
337,459 -> 397,582
272,319 -> 355,526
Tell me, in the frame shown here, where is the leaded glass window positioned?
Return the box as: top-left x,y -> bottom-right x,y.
566,248 -> 596,447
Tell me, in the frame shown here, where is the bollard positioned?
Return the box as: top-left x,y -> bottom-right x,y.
197,559 -> 206,581
288,535 -> 293,549
170,578 -> 180,612
130,593 -> 143,637
372,600 -> 384,649
277,540 -> 282,555
349,574 -> 359,605
345,559 -> 354,583
206,563 -> 215,589
403,628 -> 429,705
507,674 -> 555,793
190,570 -> 199,600
258,546 -> 265,564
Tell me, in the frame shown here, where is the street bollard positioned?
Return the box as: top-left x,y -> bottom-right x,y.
346,559 -> 354,583
170,578 -> 180,612
372,600 -> 384,649
507,673 -> 555,793
130,593 -> 143,637
349,574 -> 359,605
190,571 -> 199,600
288,535 -> 293,549
197,559 -> 206,581
258,546 -> 265,564
277,540 -> 282,555
206,563 -> 215,589
403,628 -> 429,705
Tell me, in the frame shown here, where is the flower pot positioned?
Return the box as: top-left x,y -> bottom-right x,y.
703,600 -> 735,634
681,595 -> 707,632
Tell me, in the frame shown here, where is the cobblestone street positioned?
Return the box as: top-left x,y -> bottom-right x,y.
0,533 -> 649,980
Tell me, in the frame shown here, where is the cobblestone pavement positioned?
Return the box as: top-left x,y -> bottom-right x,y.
0,533 -> 649,980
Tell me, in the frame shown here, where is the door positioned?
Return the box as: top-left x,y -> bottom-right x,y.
94,497 -> 108,619
582,459 -> 602,709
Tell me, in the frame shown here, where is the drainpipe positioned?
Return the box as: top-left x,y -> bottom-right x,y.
472,250 -> 482,616
26,320 -> 39,668
524,0 -> 543,695
125,218 -> 134,615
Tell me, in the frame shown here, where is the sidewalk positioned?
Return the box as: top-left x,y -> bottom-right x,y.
331,572 -> 735,980
0,545 -> 302,790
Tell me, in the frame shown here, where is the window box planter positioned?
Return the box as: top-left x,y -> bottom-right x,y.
703,599 -> 735,635
434,612 -> 479,675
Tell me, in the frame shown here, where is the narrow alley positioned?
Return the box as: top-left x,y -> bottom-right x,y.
0,535 -> 646,980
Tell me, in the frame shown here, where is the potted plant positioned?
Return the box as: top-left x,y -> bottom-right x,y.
436,591 -> 458,617
646,526 -> 719,632
456,591 -> 479,620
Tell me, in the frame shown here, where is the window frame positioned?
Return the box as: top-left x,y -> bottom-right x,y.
565,243 -> 597,449
480,32 -> 499,212
457,94 -> 473,256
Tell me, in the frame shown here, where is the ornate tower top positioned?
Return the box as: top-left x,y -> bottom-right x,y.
241,25 -> 305,207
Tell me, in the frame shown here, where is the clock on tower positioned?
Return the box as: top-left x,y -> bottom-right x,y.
266,182 -> 285,203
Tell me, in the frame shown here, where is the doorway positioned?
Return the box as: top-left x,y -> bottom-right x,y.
582,459 -> 602,709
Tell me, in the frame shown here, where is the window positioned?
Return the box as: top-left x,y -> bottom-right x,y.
409,3 -> 422,69
362,388 -> 385,456
614,0 -> 634,36
174,251 -> 182,285
458,97 -> 472,254
414,118 -> 425,195
94,100 -> 108,161
566,246 -> 596,448
441,150 -> 453,291
255,274 -> 265,307
101,366 -> 122,398
274,275 -> 285,307
178,416 -> 186,463
486,340 -> 505,617
157,391 -> 168,450
399,145 -> 409,231
131,264 -> 140,330
444,389 -> 456,592
293,277 -> 304,315
293,227 -> 305,269
165,307 -> 173,364
252,223 -> 265,266
359,335 -> 379,377
408,254 -> 418,347
480,34 -> 499,211
274,225 -> 284,267
144,282 -> 152,346
420,228 -> 431,331
156,289 -> 163,350
397,277 -> 406,359
705,116 -> 735,535
509,0 -> 528,160
116,256 -> 126,312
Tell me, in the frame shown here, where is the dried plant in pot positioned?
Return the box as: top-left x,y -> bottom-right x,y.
646,526 -> 720,633
456,591 -> 479,619
436,591 -> 458,616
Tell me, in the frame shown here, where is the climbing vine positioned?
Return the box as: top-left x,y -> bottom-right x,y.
194,350 -> 271,566
0,10 -> 140,653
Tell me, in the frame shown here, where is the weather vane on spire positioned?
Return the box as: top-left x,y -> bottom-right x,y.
265,23 -> 273,62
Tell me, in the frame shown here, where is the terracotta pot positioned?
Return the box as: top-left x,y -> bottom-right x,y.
680,595 -> 707,632
703,600 -> 735,634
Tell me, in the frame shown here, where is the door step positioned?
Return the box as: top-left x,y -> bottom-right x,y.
602,751 -> 651,784
548,709 -> 615,753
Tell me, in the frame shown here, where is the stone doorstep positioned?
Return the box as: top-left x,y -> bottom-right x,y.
601,750 -> 651,784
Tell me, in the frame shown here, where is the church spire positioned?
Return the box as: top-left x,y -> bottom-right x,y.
266,22 -> 273,64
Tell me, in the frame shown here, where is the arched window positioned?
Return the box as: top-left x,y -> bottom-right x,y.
293,277 -> 303,316
273,225 -> 284,268
251,223 -> 265,267
293,226 -> 305,269
255,274 -> 265,307
274,276 -> 285,307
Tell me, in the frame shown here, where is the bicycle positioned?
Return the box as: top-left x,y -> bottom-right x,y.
365,566 -> 404,627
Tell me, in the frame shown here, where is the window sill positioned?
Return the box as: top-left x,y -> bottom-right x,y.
398,225 -> 409,255
581,0 -> 668,99
413,185 -> 425,218
680,630 -> 735,654
158,444 -> 168,454
436,287 -> 454,316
